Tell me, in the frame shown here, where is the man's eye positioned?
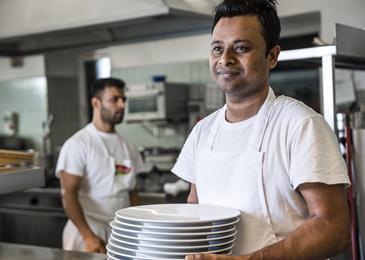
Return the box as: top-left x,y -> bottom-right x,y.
111,97 -> 119,103
211,46 -> 222,56
234,45 -> 249,53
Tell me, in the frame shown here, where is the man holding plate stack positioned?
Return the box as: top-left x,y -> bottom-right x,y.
172,0 -> 351,259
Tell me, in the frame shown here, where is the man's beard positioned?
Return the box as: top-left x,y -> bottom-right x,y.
100,105 -> 124,125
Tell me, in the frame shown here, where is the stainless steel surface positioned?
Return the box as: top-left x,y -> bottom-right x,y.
351,112 -> 365,129
0,167 -> 45,195
138,192 -> 167,205
321,54 -> 336,131
279,45 -> 338,131
278,24 -> 365,131
278,45 -> 336,61
0,187 -> 67,248
351,113 -> 365,257
0,242 -> 106,260
0,0 -> 212,56
336,23 -> 365,60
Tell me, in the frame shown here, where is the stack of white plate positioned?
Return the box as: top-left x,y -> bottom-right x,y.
107,204 -> 240,260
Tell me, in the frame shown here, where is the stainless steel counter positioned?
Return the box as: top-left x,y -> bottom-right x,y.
0,242 -> 107,260
0,167 -> 44,195
0,187 -> 67,248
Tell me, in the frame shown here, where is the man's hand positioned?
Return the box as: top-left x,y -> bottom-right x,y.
187,184 -> 199,204
61,172 -> 107,253
84,234 -> 106,253
185,254 -> 246,260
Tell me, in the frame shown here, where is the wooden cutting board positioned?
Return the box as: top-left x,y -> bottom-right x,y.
0,149 -> 34,166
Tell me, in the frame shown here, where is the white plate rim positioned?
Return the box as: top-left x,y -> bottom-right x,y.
116,204 -> 240,224
110,228 -> 238,243
110,232 -> 236,249
108,240 -> 234,256
107,252 -> 120,260
114,216 -> 240,230
110,220 -> 236,236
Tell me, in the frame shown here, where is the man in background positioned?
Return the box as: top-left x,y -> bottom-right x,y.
56,77 -> 144,253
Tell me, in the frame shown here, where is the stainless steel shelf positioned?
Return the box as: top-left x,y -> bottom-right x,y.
0,167 -> 45,195
278,24 -> 365,132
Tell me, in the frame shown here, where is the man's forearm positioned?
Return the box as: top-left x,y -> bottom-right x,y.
129,190 -> 140,206
62,193 -> 95,239
248,215 -> 350,260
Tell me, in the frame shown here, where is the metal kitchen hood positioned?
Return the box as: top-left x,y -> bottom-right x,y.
0,0 -> 214,56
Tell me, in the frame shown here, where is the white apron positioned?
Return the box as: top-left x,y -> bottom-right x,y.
63,124 -> 133,251
195,89 -> 278,255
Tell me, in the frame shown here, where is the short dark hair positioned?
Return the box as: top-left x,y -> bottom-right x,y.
91,77 -> 125,98
212,0 -> 281,55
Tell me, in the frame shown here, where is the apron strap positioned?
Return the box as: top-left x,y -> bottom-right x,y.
252,88 -> 276,151
206,106 -> 226,150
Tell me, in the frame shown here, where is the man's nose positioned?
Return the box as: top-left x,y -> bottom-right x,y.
219,50 -> 236,66
118,98 -> 126,108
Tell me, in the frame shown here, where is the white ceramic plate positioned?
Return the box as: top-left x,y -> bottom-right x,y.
110,220 -> 236,236
108,240 -> 234,257
116,204 -> 240,224
107,252 -> 120,260
115,216 -> 240,231
111,231 -> 236,246
109,238 -> 234,255
107,250 -> 233,260
110,233 -> 236,249
111,228 -> 238,242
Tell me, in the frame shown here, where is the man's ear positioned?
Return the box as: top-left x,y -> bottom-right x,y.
268,45 -> 281,69
91,96 -> 100,109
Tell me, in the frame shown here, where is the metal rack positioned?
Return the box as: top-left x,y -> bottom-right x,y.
278,23 -> 365,260
278,23 -> 365,132
0,167 -> 45,195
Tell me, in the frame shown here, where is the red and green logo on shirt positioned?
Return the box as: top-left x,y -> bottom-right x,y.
115,164 -> 131,175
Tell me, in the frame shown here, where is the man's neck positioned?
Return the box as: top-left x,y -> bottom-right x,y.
225,87 -> 269,123
92,118 -> 115,133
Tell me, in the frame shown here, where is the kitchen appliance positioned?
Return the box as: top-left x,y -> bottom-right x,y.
124,82 -> 189,122
0,188 -> 66,248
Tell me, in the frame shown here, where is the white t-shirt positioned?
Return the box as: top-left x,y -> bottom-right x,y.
172,94 -> 350,241
56,123 -> 145,221
213,114 -> 256,152
97,130 -> 133,169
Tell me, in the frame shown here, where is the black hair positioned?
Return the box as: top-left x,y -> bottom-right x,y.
212,0 -> 281,55
91,77 -> 125,98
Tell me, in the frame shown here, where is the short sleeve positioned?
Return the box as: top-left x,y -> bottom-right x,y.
55,138 -> 86,178
290,116 -> 350,189
171,125 -> 199,184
